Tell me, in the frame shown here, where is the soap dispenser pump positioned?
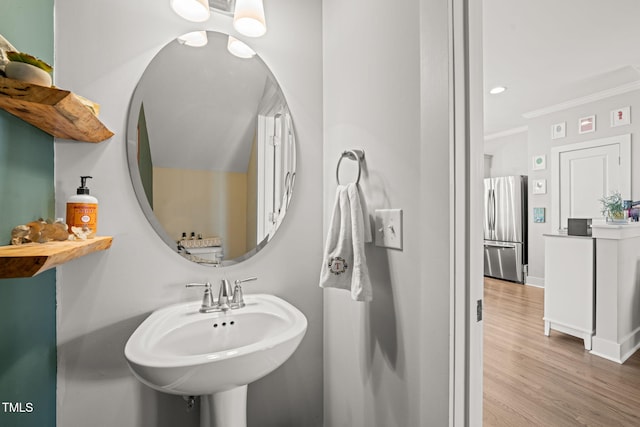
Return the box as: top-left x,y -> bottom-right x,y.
66,176 -> 98,238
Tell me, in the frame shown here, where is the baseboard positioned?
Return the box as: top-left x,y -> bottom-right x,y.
592,325 -> 640,364
525,276 -> 544,288
591,337 -> 623,363
620,326 -> 640,362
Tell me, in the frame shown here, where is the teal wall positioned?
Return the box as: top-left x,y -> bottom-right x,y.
138,103 -> 154,207
0,1 -> 56,426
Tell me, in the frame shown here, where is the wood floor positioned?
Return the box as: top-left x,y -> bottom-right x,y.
483,277 -> 640,426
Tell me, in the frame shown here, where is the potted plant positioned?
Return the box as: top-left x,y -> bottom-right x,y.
599,191 -> 625,222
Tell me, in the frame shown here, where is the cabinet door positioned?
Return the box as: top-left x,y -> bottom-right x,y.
544,237 -> 594,333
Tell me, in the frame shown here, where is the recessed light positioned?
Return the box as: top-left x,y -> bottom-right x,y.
489,86 -> 507,95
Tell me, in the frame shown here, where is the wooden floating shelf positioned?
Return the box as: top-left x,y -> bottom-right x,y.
0,236 -> 113,279
0,76 -> 114,142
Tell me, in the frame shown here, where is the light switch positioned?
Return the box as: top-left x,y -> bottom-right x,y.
374,209 -> 403,250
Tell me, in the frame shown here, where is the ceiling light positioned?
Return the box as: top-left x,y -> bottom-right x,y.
233,0 -> 266,37
177,31 -> 208,47
170,0 -> 211,22
227,36 -> 256,58
489,86 -> 507,95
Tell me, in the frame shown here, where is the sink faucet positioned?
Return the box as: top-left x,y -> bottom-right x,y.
186,277 -> 257,312
217,279 -> 233,311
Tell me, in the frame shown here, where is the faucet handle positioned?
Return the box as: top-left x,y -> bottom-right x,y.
186,282 -> 214,312
186,282 -> 212,288
234,276 -> 257,285
231,277 -> 257,308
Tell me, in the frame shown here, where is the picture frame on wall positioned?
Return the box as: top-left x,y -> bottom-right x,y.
532,154 -> 546,170
578,115 -> 596,134
551,122 -> 566,139
610,106 -> 631,127
533,207 -> 545,223
533,179 -> 547,194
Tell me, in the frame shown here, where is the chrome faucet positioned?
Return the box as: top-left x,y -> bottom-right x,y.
186,277 -> 257,312
217,279 -> 233,311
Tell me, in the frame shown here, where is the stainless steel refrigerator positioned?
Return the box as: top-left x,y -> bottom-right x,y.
484,175 -> 528,283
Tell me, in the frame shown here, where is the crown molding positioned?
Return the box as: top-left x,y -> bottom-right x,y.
522,80 -> 640,119
483,126 -> 528,142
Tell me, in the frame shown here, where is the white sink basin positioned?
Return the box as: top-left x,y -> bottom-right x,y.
124,293 -> 307,396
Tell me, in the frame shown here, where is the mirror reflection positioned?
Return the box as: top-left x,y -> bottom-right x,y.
127,31 -> 296,266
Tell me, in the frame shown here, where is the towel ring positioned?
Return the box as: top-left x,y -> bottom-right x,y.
336,149 -> 365,185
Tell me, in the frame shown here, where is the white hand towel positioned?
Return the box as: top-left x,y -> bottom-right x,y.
319,183 -> 372,302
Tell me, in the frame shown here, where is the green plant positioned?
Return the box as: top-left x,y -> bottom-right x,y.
599,191 -> 624,219
6,51 -> 52,73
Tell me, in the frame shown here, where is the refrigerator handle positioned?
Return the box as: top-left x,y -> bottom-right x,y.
489,188 -> 496,231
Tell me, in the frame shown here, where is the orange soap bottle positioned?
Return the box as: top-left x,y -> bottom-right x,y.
66,176 -> 98,238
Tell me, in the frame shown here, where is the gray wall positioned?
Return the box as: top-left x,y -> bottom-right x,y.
323,0 -> 453,425
54,1 -> 323,426
526,89 -> 640,284
484,131 -> 528,177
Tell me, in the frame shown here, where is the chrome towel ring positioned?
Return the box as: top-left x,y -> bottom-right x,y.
336,149 -> 365,185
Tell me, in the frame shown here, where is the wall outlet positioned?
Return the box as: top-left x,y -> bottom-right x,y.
374,209 -> 403,250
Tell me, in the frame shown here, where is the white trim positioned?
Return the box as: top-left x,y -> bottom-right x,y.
525,276 -> 545,288
620,326 -> 640,362
591,336 -> 624,364
550,134 -> 632,233
483,125 -> 528,141
523,80 -> 640,119
452,0 -> 483,425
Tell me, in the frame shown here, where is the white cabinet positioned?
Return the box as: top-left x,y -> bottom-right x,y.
543,234 -> 594,350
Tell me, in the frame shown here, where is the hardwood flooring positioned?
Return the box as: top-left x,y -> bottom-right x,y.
483,277 -> 640,426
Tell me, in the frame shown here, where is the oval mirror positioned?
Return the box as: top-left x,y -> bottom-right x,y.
126,30 -> 296,266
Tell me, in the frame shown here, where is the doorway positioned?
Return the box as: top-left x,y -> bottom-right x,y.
477,1 -> 640,425
551,135 -> 631,231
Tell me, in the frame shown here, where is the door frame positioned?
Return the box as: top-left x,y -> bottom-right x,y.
451,0 -> 484,425
550,134 -> 631,232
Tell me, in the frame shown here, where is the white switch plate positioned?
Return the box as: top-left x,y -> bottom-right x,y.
374,209 -> 403,250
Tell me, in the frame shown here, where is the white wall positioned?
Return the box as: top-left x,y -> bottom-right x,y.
323,0 -> 452,425
526,89 -> 640,284
484,131 -> 528,177
54,1 -> 323,426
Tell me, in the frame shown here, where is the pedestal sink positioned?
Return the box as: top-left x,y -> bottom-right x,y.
124,294 -> 307,427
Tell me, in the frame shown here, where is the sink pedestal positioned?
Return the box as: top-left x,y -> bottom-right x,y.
200,385 -> 248,427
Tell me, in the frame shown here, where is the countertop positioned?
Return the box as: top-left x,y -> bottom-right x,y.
543,233 -> 593,239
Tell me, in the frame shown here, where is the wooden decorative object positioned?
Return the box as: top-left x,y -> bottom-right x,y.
0,236 -> 113,278
0,76 -> 114,142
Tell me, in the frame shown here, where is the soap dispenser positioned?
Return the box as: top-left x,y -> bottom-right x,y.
66,176 -> 98,238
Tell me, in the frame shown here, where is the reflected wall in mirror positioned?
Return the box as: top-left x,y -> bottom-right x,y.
127,31 -> 296,266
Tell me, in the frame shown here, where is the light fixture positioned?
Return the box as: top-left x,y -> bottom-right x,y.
227,35 -> 256,58
233,0 -> 266,37
170,0 -> 211,22
177,31 -> 208,47
489,86 -> 507,95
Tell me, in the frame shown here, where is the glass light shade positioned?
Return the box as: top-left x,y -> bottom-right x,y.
233,0 -> 266,37
170,0 -> 211,22
227,36 -> 256,58
177,31 -> 208,47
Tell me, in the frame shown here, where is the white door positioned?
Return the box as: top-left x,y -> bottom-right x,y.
551,135 -> 631,232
